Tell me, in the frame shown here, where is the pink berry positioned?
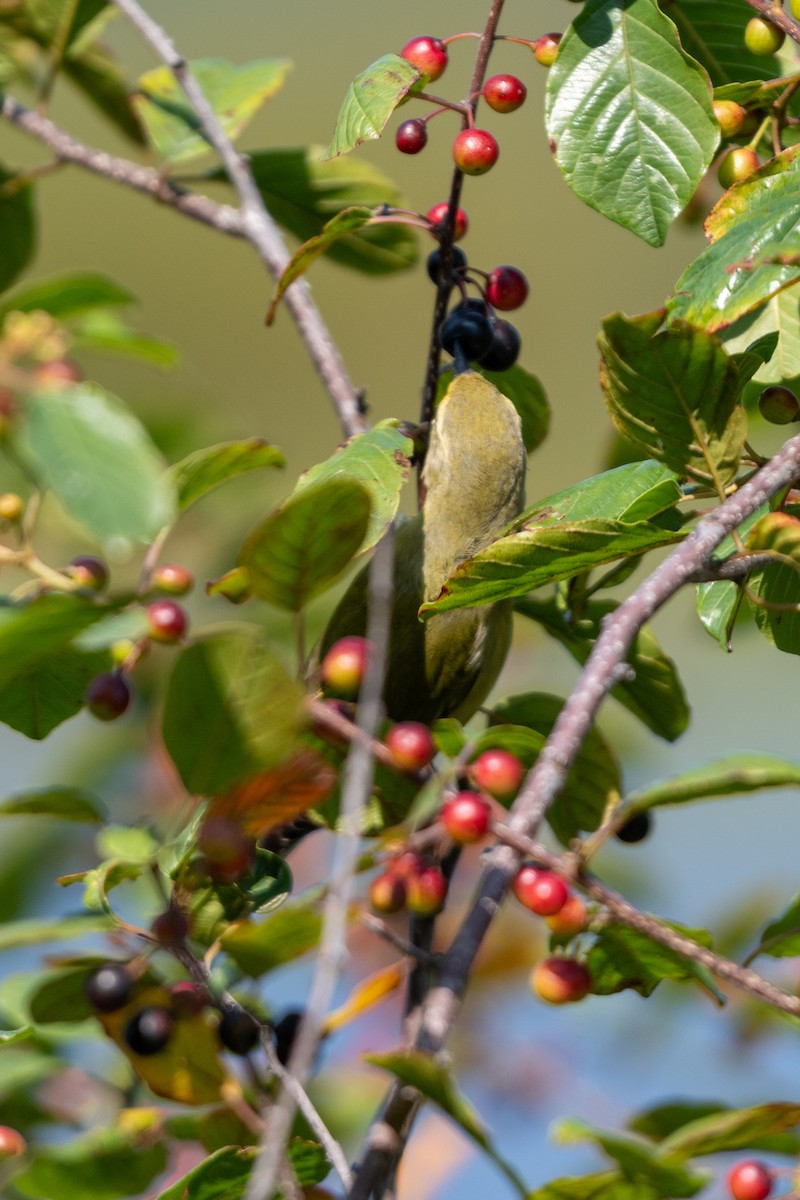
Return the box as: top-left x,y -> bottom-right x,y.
486,266 -> 529,311
147,599 -> 188,643
31,358 -> 81,387
531,957 -> 591,1004
0,1126 -> 27,1159
385,721 -> 437,772
483,74 -> 527,114
470,748 -> 525,801
169,981 -> 207,1017
513,865 -> 569,916
152,563 -> 194,596
426,201 -> 468,242
440,791 -> 491,844
452,128 -> 499,176
67,554 -> 108,591
406,865 -> 448,915
85,671 -> 132,721
726,1161 -> 773,1200
321,636 -> 372,700
400,35 -> 448,82
396,118 -> 428,154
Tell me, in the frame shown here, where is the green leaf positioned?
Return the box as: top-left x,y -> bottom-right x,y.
133,58 -> 292,164
241,478 -> 371,611
668,149 -> 800,331
0,1 -> 110,48
170,439 -> 285,513
96,824 -> 159,860
219,896 -> 324,978
431,718 -> 466,758
752,893 -> 800,959
0,164 -> 35,293
748,559 -> 800,654
667,0 -> 782,86
0,271 -> 133,320
695,506 -> 766,648
622,753 -> 800,817
28,960 -> 110,1024
0,786 -> 105,822
289,1139 -> 330,1188
155,1145 -> 255,1200
487,693 -> 621,843
0,912 -> 114,953
516,596 -> 690,742
0,1025 -> 32,1043
660,1102 -> 800,1158
366,1049 -> 529,1199
544,0 -> 719,246
587,922 -> 723,1002
266,206 -> 374,323
13,383 -> 175,543
599,311 -> 748,486
551,1118 -> 707,1198
324,53 -> 421,159
719,291 -> 800,385
438,363 -> 550,454
293,420 -> 413,554
162,627 -> 304,795
221,147 -> 418,274
12,1125 -> 168,1200
528,1172 -> 657,1200
0,595 -> 116,687
63,41 -> 145,145
70,309 -> 179,366
0,646 -> 111,739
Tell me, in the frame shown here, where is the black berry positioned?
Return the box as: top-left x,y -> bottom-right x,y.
615,811 -> 652,843
479,319 -> 521,371
218,1007 -> 261,1055
439,305 -> 495,361
85,963 -> 132,1012
273,1009 -> 304,1066
124,1006 -> 173,1056
426,245 -> 467,285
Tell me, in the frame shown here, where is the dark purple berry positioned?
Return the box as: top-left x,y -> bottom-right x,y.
396,119 -> 428,154
85,963 -> 132,1012
439,304 -> 495,361
615,811 -> 652,843
426,245 -> 467,285
85,672 -> 132,721
273,1009 -> 304,1066
124,1006 -> 173,1056
218,1007 -> 261,1055
479,319 -> 521,371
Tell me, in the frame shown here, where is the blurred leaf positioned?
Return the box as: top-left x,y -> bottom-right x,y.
438,363 -> 550,454
431,717 -> 466,758
545,0 -> 718,246
0,645 -> 111,739
289,1138 -> 330,1187
266,205 -> 373,323
155,1144 -> 255,1199
719,291 -> 800,386
528,1172 -> 657,1199
0,913 -> 113,953
748,560 -> 800,654
551,1118 -> 706,1197
133,58 -> 292,164
0,0 -> 109,46
660,1102 -> 800,1158
753,892 -> 800,959
0,1026 -> 32,1043
12,1124 -> 168,1200
517,596 -> 690,742
0,595 -> 116,687
73,607 -> 150,651
162,627 -> 304,795
324,962 -> 406,1034
208,751 -> 335,839
669,150 -> 800,331
0,786 -> 105,822
668,0 -> 781,85
238,847 -> 292,916
0,271 -> 133,320
623,753 -> 800,817
170,439 -> 285,513
13,383 -> 175,542
29,960 -> 113,1024
63,41 -> 145,145
71,309 -> 179,365
599,312 -> 748,486
241,478 -> 371,611
0,164 -> 35,293
367,1049 -> 528,1198
294,420 -> 412,554
487,693 -> 620,843
587,923 -> 724,1002
96,824 -> 159,860
219,895 -> 327,978
629,1101 -> 732,1142
324,53 -> 420,158
219,147 -> 418,274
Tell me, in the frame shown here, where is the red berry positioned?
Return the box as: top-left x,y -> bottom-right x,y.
727,1160 -> 773,1200
452,128 -> 499,176
531,957 -> 591,1004
513,865 -> 569,916
385,721 -> 436,772
546,893 -> 588,937
400,35 -> 448,82
169,981 -> 207,1017
470,748 -> 525,801
67,554 -> 108,591
717,147 -> 759,188
396,118 -> 428,154
197,817 -> 255,882
0,1126 -> 27,1159
440,791 -> 491,844
85,671 -> 132,721
483,74 -> 527,114
125,1006 -> 173,1056
426,202 -> 468,241
388,851 -> 422,879
406,865 -> 448,915
486,266 -> 529,311
31,358 -> 81,387
369,871 -> 407,914
150,907 -> 191,945
321,636 -> 372,700
533,33 -> 562,66
146,599 -> 188,643
152,563 -> 194,596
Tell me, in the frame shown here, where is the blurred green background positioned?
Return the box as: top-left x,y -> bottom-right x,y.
2,3 -> 800,1198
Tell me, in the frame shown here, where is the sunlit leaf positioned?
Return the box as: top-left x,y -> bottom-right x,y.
324,53 -> 421,159
219,895 -> 328,978
551,1117 -> 707,1197
622,753 -> 800,819
169,439 -> 285,512
266,206 -> 374,323
587,922 -> 724,1002
0,786 -> 105,822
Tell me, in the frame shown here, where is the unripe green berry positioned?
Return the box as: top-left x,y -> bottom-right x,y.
743,15 -> 785,56
758,385 -> 800,424
717,147 -> 759,188
713,100 -> 747,139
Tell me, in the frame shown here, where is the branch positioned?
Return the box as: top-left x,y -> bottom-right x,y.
347,431 -> 800,1198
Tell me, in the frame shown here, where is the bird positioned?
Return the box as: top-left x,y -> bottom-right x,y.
319,368 -> 526,724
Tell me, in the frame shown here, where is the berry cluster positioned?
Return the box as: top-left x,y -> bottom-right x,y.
369,853 -> 449,917
429,250 -> 528,372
